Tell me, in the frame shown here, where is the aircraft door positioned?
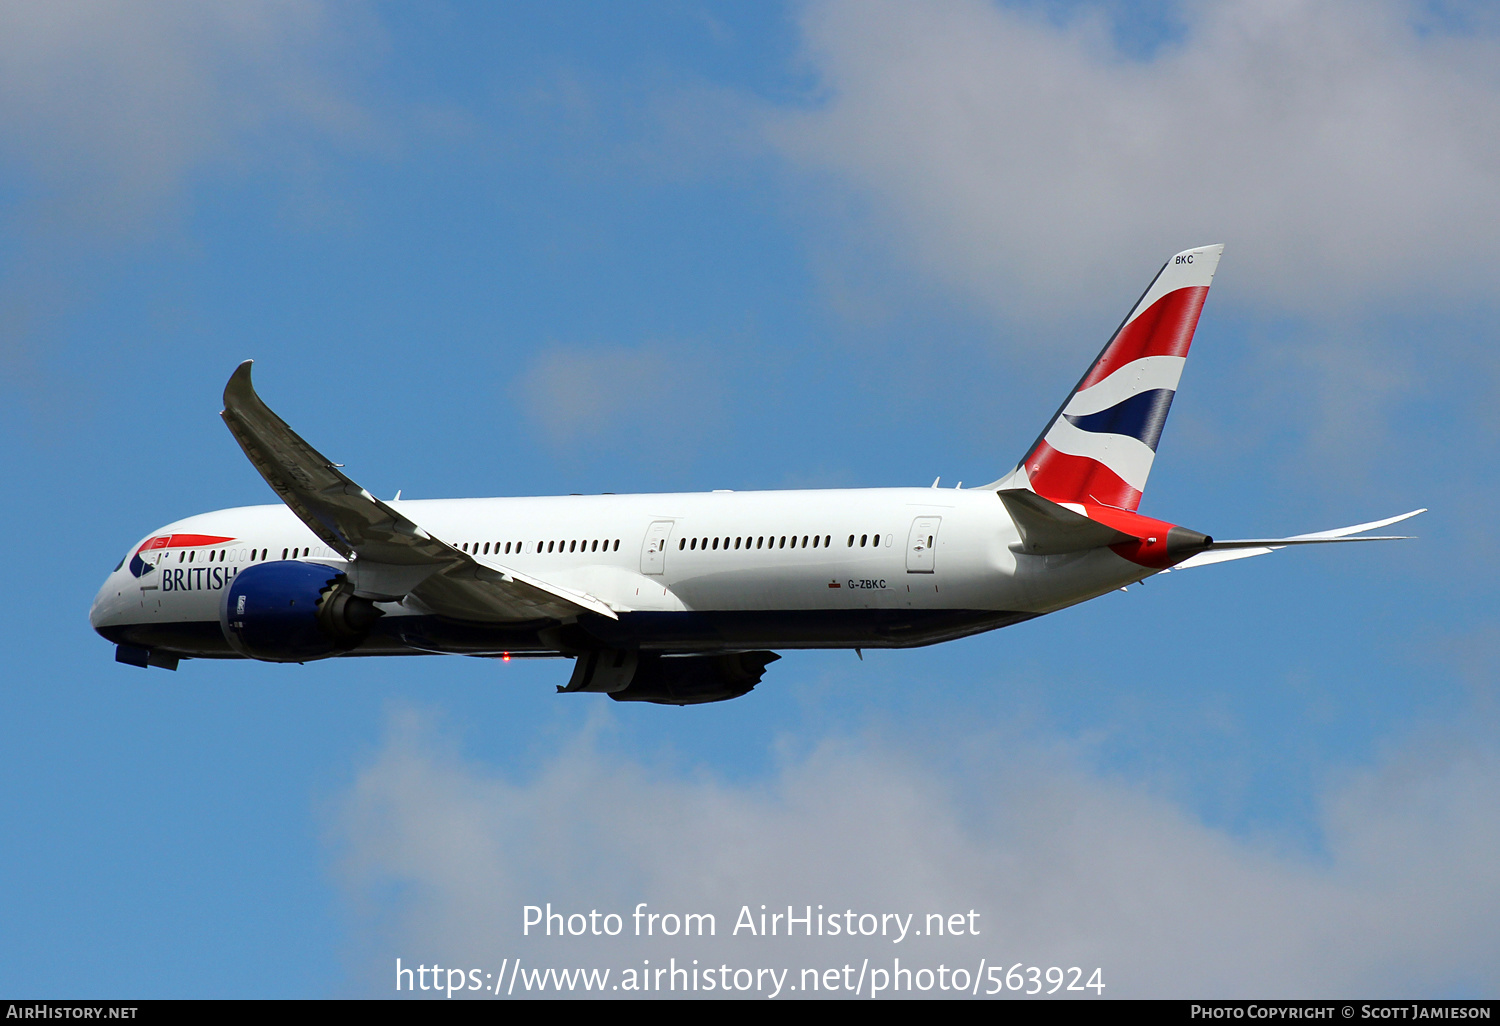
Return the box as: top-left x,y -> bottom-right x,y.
906,516 -> 942,573
640,520 -> 675,575
139,547 -> 166,613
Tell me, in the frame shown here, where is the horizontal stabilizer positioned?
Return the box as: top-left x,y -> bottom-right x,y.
1172,509 -> 1426,570
998,488 -> 1136,555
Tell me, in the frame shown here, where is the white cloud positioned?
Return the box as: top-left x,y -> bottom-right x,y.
768,0 -> 1500,321
331,706 -> 1500,998
0,1 -> 379,377
0,0 -> 373,233
516,343 -> 726,452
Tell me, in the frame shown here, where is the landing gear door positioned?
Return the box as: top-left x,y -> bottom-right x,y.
640,520 -> 675,575
906,516 -> 941,573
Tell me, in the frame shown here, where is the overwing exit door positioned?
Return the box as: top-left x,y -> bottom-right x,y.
640,520 -> 675,575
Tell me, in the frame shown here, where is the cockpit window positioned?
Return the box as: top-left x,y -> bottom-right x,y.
113,554 -> 127,572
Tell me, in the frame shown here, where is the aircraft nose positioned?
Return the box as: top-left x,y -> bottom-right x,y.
90,572 -> 129,637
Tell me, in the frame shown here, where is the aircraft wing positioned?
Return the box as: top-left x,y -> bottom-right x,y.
220,361 -> 617,622
1170,509 -> 1426,570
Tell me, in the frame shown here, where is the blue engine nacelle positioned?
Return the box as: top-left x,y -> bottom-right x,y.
220,560 -> 382,663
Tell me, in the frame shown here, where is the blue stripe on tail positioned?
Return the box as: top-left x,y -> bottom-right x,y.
1063,388 -> 1176,451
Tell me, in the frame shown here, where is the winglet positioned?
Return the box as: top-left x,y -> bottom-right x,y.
224,359 -> 256,407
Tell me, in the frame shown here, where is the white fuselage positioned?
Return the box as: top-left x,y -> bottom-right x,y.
91,487 -> 1156,660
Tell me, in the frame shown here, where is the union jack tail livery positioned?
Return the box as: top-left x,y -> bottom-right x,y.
998,244 -> 1224,511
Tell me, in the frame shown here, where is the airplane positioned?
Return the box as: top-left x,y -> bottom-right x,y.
90,244 -> 1423,704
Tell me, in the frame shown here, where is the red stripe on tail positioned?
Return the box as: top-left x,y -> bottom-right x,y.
1078,285 -> 1209,389
1024,441 -> 1142,511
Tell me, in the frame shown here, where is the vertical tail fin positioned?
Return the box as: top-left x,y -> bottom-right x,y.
990,244 -> 1224,511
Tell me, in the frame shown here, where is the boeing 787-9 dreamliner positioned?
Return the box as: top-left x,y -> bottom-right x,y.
91,245 -> 1422,704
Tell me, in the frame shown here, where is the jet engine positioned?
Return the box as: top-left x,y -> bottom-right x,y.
605,651 -> 780,706
220,560 -> 382,662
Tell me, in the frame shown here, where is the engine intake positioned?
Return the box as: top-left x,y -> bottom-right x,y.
221,560 -> 382,662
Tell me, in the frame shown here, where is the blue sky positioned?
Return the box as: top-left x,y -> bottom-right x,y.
1,0 -> 1496,999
